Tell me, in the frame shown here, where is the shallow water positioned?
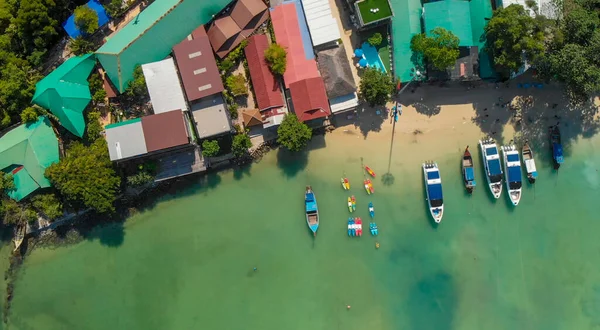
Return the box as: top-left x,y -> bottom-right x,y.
7,129 -> 600,330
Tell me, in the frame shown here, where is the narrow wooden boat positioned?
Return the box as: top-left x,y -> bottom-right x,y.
423,161 -> 444,223
549,125 -> 564,169
522,141 -> 537,183
13,224 -> 25,252
462,146 -> 476,193
347,197 -> 353,213
368,202 -> 375,218
305,186 -> 319,236
365,166 -> 376,177
479,138 -> 503,199
501,145 -> 523,206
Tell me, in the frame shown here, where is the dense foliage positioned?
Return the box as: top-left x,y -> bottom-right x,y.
225,74 -> 248,96
69,36 -> 95,55
264,43 -> 287,76
231,133 -> 252,157
410,27 -> 460,71
74,5 -> 98,35
126,171 -> 154,187
201,140 -> 220,157
124,65 -> 148,98
217,40 -> 248,73
106,0 -> 126,18
0,199 -> 37,225
277,114 -> 312,152
20,106 -> 39,123
46,139 -> 121,213
31,193 -> 63,220
358,67 -> 394,106
368,32 -> 383,46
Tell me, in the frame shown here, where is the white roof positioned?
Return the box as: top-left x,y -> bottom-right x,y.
500,0 -> 536,16
330,92 -> 359,113
142,58 -> 189,114
105,120 -> 147,161
300,0 -> 341,47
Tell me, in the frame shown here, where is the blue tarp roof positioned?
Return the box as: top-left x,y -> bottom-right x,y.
62,0 -> 110,39
428,183 -> 443,200
427,170 -> 440,180
553,143 -> 564,163
488,159 -> 502,176
306,201 -> 317,212
465,167 -> 475,181
507,154 -> 519,162
486,147 -> 498,156
508,166 -> 522,182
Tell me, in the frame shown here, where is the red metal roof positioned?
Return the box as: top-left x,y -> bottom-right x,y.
289,77 -> 331,122
244,34 -> 284,111
270,3 -> 320,88
173,25 -> 224,102
141,110 -> 189,152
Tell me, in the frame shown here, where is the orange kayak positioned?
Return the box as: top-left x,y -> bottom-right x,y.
365,166 -> 376,177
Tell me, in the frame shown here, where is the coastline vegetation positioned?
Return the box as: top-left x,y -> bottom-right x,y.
277,114 -> 312,152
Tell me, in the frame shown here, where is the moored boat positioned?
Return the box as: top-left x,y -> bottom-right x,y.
365,166 -> 376,177
355,217 -> 363,236
13,224 -> 25,252
347,197 -> 353,213
351,195 -> 356,211
366,179 -> 374,194
479,138 -> 503,199
462,146 -> 476,193
501,145 -> 523,206
522,141 -> 537,183
549,125 -> 564,169
368,202 -> 375,218
348,218 -> 355,236
369,222 -> 379,236
341,178 -> 348,190
422,162 -> 444,223
305,186 -> 319,236
364,180 -> 371,195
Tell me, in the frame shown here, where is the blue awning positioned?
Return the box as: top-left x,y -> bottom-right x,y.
488,159 -> 502,176
62,0 -> 110,39
426,170 -> 440,180
485,147 -> 498,156
508,166 -> 522,182
428,183 -> 443,200
553,143 -> 564,163
507,154 -> 519,162
465,167 -> 475,181
306,201 -> 317,212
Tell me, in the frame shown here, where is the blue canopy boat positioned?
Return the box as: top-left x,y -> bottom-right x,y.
479,139 -> 503,199
462,146 -> 476,193
549,125 -> 564,169
369,222 -> 378,236
305,186 -> 319,235
502,145 -> 523,206
368,202 -> 375,218
423,162 -> 444,223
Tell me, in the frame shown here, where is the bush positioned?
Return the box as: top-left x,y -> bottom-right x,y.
106,0 -> 125,18
368,33 -> 383,47
85,111 -> 103,143
31,194 -> 63,220
21,107 -> 39,123
232,133 -> 252,157
126,171 -> 154,187
124,65 -> 148,99
69,37 -> 95,55
277,114 -> 312,152
74,5 -> 99,35
264,43 -> 287,76
225,74 -> 248,96
202,140 -> 220,157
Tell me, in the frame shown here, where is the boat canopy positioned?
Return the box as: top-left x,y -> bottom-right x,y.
465,167 -> 475,181
485,147 -> 498,156
507,154 -> 519,162
488,159 -> 502,176
524,159 -> 537,176
305,192 -> 317,212
428,183 -> 443,200
508,166 -> 522,182
426,170 -> 440,180
553,143 -> 564,163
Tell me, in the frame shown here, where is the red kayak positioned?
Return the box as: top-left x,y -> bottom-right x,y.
355,217 -> 363,236
365,166 -> 376,177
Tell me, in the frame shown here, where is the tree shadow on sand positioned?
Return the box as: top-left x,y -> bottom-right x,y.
331,102 -> 389,139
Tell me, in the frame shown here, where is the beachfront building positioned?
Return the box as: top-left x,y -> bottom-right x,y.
142,58 -> 189,114
244,34 -> 287,129
62,0 -> 110,39
96,0 -> 232,93
271,1 -> 331,124
0,117 -> 59,201
190,95 -> 233,140
206,0 -> 270,58
316,44 -> 359,113
32,54 -> 97,137
299,0 -> 341,48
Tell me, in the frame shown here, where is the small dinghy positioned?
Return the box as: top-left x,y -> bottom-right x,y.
365,166 -> 376,177
355,217 -> 363,236
522,141 -> 537,183
348,218 -> 355,236
462,146 -> 476,193
341,178 -> 350,190
347,197 -> 353,213
368,202 -> 375,218
369,222 -> 378,236
351,195 -> 356,211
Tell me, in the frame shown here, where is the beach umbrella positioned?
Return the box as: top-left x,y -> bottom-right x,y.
359,58 -> 368,67
354,49 -> 364,58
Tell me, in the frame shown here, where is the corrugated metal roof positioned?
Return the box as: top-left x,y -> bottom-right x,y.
96,0 -> 231,92
390,0 -> 423,82
423,0 -> 473,47
289,77 -> 331,121
105,119 -> 147,161
173,25 -> 224,102
0,117 -> 59,201
190,94 -> 232,138
142,58 -> 188,114
300,0 -> 341,46
141,110 -> 189,152
244,34 -> 284,111
270,2 -> 320,88
329,92 -> 359,113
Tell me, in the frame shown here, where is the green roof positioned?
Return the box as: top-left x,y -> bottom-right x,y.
469,0 -> 496,79
0,116 -> 60,201
32,54 -> 96,137
105,117 -> 141,129
96,0 -> 231,93
390,0 -> 423,82
423,0 -> 474,46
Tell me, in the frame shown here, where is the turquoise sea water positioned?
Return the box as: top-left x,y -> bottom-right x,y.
6,129 -> 600,330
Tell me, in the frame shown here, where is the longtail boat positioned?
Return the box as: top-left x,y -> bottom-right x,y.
462,146 -> 476,193
549,125 -> 564,169
305,186 -> 319,236
522,141 -> 537,183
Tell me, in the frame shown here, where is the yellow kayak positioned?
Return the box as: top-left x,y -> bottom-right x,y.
347,197 -> 353,212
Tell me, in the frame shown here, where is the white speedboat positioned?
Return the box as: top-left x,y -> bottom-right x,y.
501,145 -> 522,206
422,162 -> 444,223
479,139 -> 503,199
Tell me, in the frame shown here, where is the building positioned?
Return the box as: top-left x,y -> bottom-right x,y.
172,26 -> 224,103
142,58 -> 188,114
62,0 -> 110,39
206,0 -> 269,58
32,54 -> 97,137
190,94 -> 233,139
390,0 -> 422,82
0,117 -> 59,201
299,0 -> 341,48
289,77 -> 331,122
353,0 -> 394,28
96,0 -> 232,93
316,44 -> 358,113
105,110 -> 191,161
244,34 -> 287,128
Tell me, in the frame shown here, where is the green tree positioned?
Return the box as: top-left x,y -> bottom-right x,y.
0,199 -> 37,225
74,5 -> 99,35
264,43 -> 287,76
31,193 -> 63,220
12,0 -> 60,61
225,74 -> 248,96
126,171 -> 154,187
0,173 -> 15,191
85,111 -> 103,143
358,67 -> 394,106
201,140 -> 220,157
484,4 -> 545,77
0,59 -> 40,128
368,32 -> 383,47
69,36 -> 95,55
20,106 -> 39,123
125,65 -> 148,98
45,139 -> 121,213
563,7 -> 599,45
106,0 -> 125,18
276,114 -> 312,152
231,133 -> 252,157
410,27 -> 460,71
